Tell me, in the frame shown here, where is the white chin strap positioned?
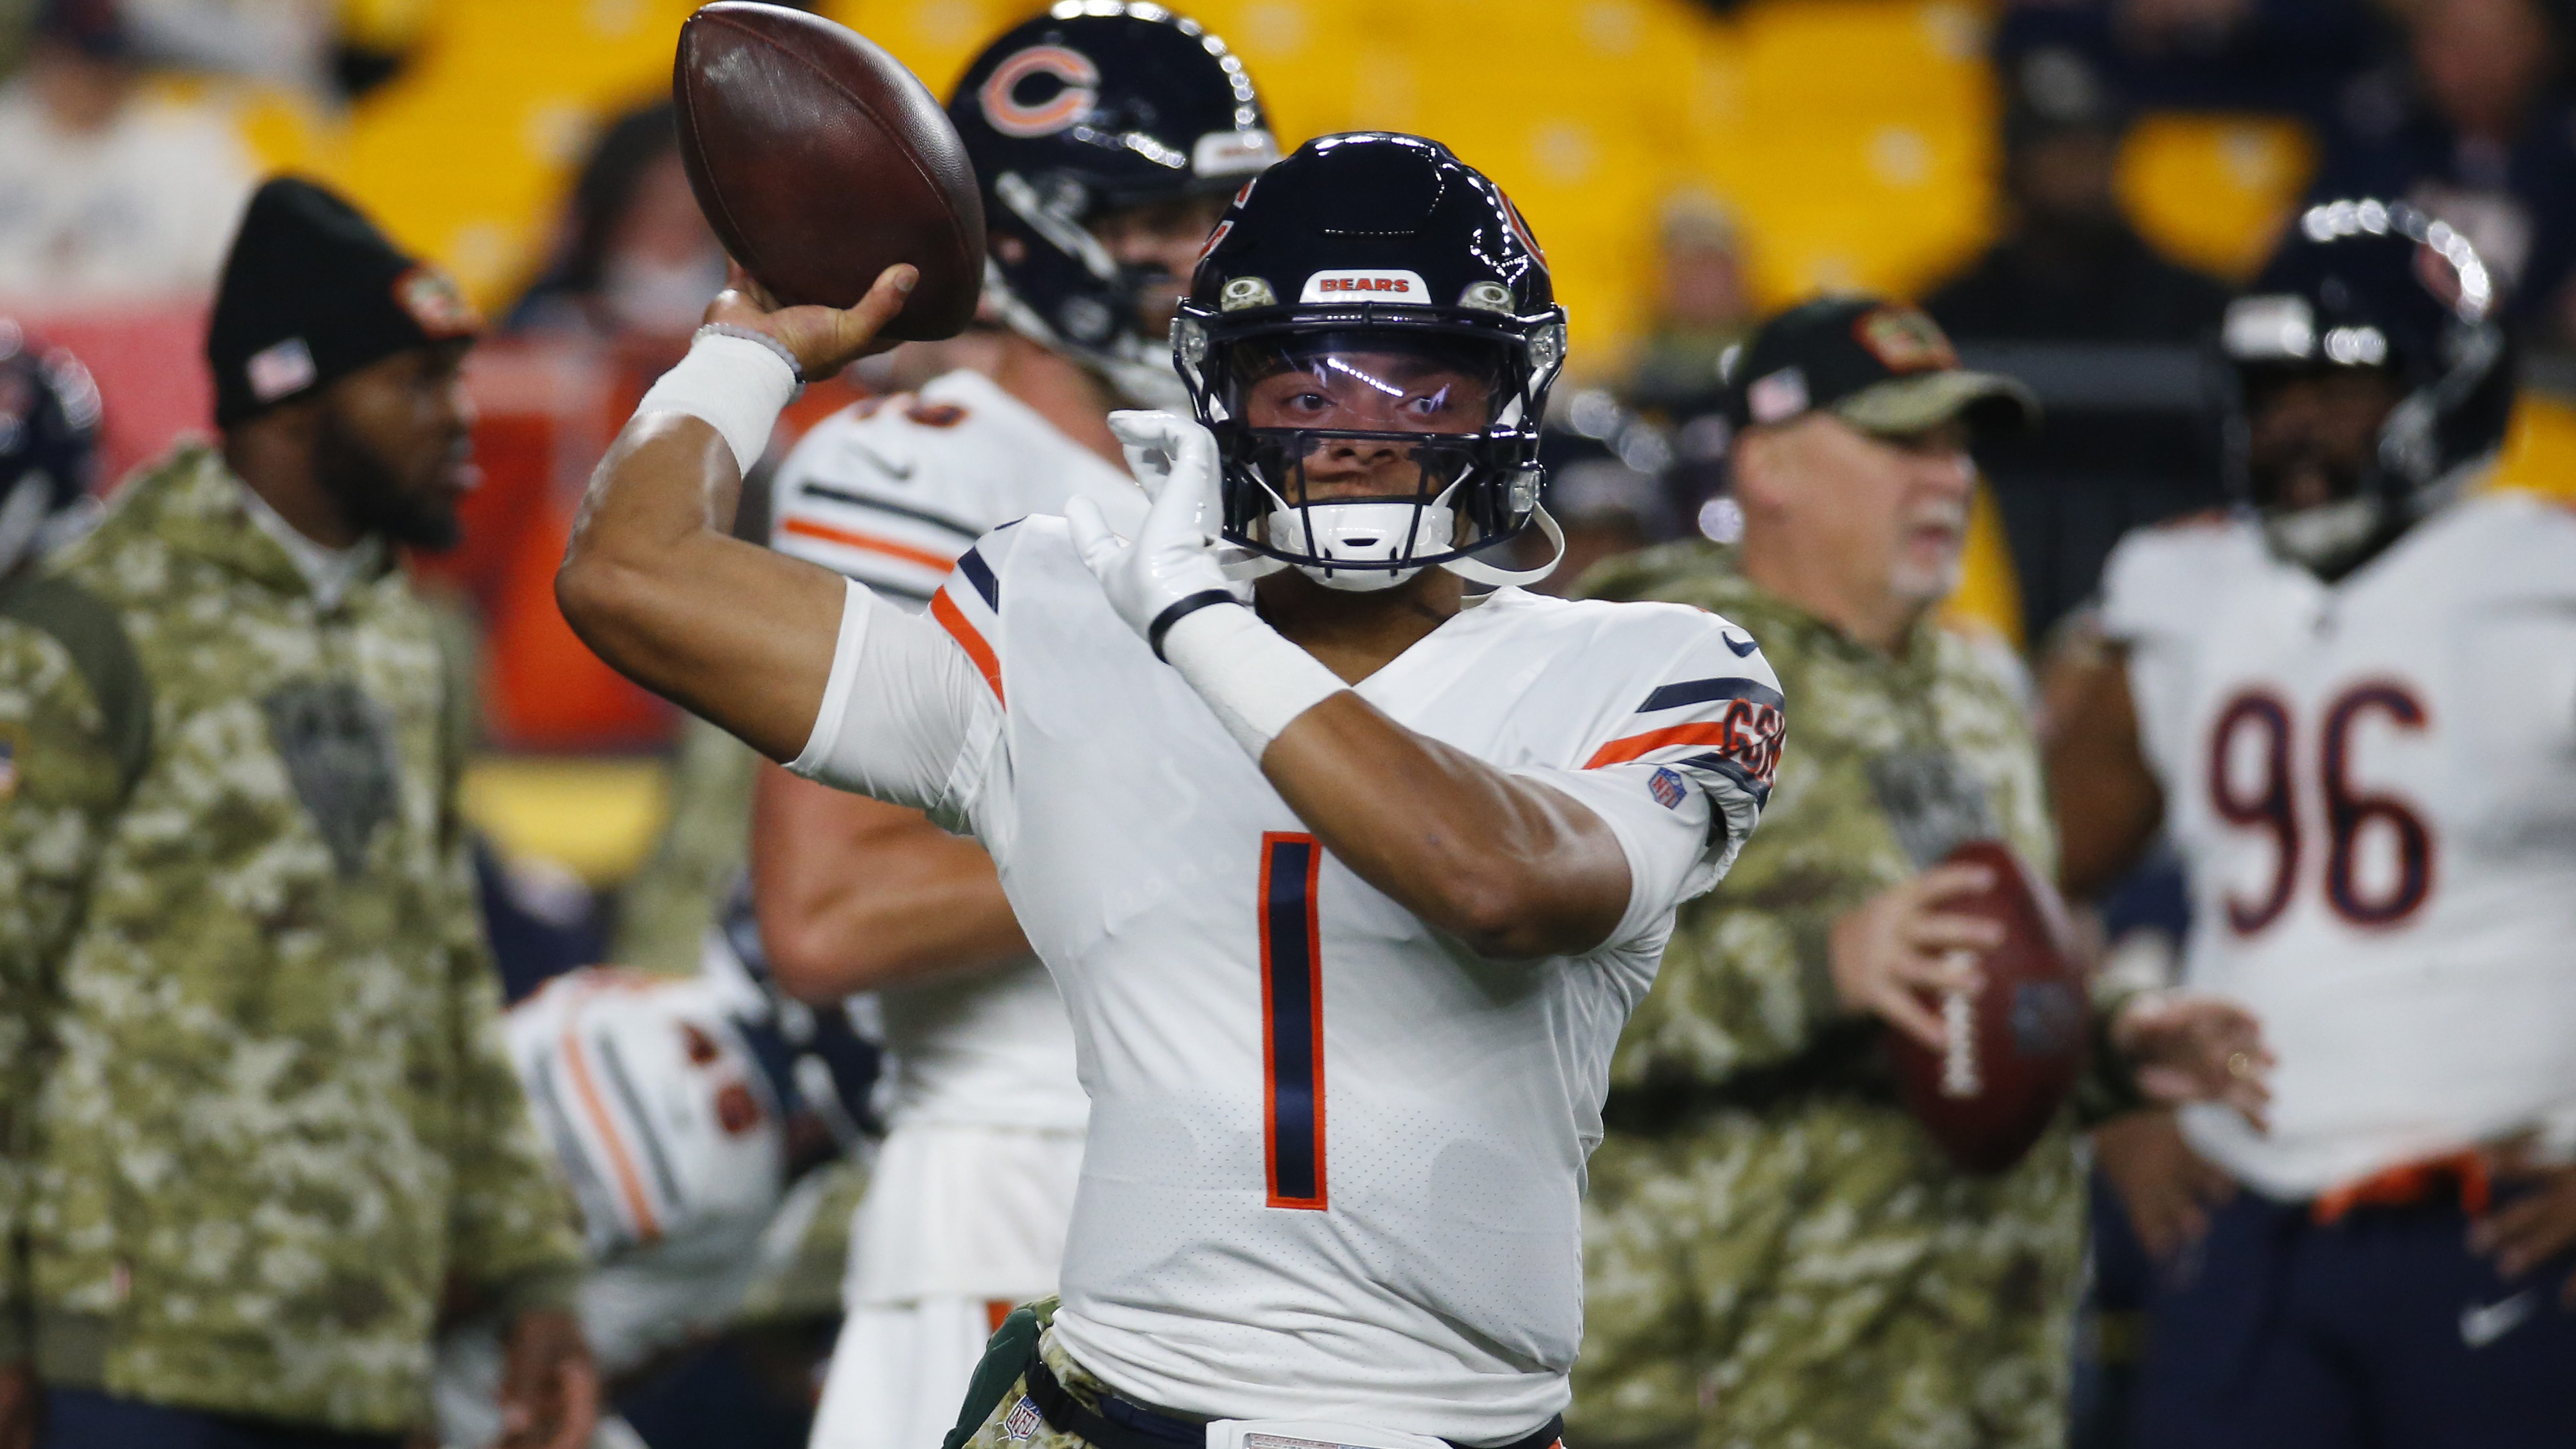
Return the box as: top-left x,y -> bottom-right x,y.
1264,503 -> 1567,593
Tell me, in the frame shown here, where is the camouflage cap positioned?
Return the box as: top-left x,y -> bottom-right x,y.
1724,296 -> 2038,440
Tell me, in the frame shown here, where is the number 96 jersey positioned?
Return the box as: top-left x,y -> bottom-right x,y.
2101,492 -> 2576,1198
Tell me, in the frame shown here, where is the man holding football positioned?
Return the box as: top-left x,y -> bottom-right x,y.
564,131 -> 1790,1447
2052,200 -> 2576,1446
745,10 -> 1277,1448
1569,298 -> 2266,1449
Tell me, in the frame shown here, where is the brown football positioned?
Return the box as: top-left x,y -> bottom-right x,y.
1885,839 -> 2090,1174
672,3 -> 984,339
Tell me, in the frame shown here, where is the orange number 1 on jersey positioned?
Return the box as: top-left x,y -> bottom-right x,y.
1259,833 -> 1328,1210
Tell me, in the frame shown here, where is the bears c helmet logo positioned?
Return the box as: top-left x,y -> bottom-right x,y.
979,45 -> 1099,138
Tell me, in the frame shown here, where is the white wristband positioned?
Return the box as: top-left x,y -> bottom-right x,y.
1158,602 -> 1346,759
635,331 -> 801,474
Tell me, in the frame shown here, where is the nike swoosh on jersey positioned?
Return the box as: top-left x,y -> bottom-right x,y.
2460,1290 -> 2537,1348
1723,631 -> 1759,657
847,442 -> 914,479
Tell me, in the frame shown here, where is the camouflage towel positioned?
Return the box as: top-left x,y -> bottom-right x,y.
0,447 -> 582,1433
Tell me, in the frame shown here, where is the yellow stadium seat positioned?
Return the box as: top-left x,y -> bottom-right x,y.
2118,112 -> 2318,282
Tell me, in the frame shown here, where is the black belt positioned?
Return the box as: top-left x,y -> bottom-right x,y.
1022,1345 -> 1564,1449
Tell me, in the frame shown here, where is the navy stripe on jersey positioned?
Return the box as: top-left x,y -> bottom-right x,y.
1260,833 -> 1328,1211
956,547 -> 1001,611
1637,676 -> 1786,714
792,484 -> 982,543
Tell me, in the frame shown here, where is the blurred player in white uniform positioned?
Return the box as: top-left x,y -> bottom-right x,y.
2051,200 -> 2576,1447
439,966 -> 788,1449
753,10 -> 1278,1448
561,132 -> 1793,1447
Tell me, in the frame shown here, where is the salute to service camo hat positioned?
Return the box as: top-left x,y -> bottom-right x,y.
1723,296 -> 2037,438
206,177 -> 479,427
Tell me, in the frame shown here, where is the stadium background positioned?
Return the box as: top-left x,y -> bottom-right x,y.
10,0 -> 2576,883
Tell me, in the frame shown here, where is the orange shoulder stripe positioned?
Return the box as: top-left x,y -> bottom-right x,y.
780,516 -> 960,573
931,588 -> 1005,705
1584,723 -> 1737,769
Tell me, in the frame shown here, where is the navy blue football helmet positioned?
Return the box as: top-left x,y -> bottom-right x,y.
948,2 -> 1275,408
1175,133 -> 1569,590
2221,198 -> 2513,573
0,320 -> 103,578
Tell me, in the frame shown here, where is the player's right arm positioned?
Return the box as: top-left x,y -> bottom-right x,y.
750,762 -> 1028,1002
555,265 -> 920,762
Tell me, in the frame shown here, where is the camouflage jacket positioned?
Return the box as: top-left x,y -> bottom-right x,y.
1581,542 -> 2063,1107
0,447 -> 583,1433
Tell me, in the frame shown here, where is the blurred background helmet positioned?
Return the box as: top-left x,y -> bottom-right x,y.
507,968 -> 787,1258
1175,133 -> 1568,591
2222,198 -> 2513,572
947,2 -> 1276,409
0,320 -> 104,578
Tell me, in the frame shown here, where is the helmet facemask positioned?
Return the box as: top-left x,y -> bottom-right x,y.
984,170 -> 1207,411
2221,201 -> 2513,579
1188,324 -> 1560,590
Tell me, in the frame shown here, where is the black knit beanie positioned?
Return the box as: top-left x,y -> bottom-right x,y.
206,177 -> 479,427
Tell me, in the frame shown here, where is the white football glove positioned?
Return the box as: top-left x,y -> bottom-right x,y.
1066,410 -> 1244,659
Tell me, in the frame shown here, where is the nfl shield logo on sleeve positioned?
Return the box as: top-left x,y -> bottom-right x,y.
1649,767 -> 1686,810
1003,1395 -> 1044,1440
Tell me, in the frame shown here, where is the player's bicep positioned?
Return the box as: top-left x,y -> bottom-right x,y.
1514,762 -> 1721,951
788,574 -> 999,824
559,414 -> 848,759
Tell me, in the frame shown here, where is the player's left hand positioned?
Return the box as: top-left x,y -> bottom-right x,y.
2109,991 -> 2273,1129
1067,410 -> 1235,647
2471,1138 -> 2576,1307
496,1306 -> 598,1449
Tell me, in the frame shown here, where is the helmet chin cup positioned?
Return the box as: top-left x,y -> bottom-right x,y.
1271,499 -> 1456,592
2262,494 -> 2385,574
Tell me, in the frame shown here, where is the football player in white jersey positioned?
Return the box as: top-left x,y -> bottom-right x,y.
2049,200 -> 2576,1446
561,132 -> 1784,1448
750,12 -> 1278,1448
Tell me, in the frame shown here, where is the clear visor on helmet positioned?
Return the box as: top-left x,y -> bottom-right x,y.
1219,330 -> 1520,525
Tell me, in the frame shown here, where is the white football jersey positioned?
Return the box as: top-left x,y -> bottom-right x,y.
793,518 -> 1781,1440
770,368 -> 1137,1134
2102,492 -> 2576,1199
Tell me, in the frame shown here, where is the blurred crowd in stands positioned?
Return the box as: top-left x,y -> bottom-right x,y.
8,0 -> 2576,661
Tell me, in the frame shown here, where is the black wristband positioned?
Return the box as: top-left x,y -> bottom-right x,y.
1146,589 -> 1242,662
